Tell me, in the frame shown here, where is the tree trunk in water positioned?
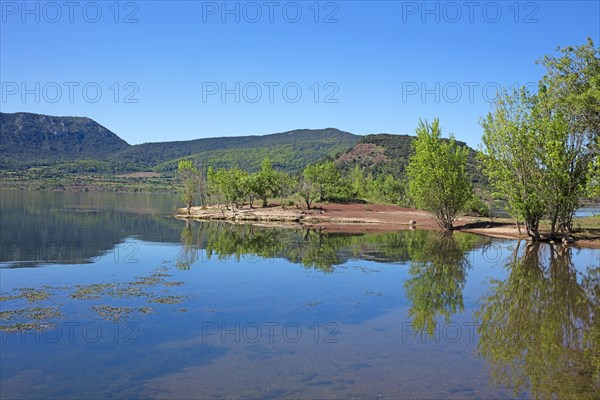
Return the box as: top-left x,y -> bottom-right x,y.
526,223 -> 540,241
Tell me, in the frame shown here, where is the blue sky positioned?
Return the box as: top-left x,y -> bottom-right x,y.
1,1 -> 598,148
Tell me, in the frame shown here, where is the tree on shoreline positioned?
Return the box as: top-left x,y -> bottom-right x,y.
407,119 -> 473,230
177,160 -> 200,215
481,39 -> 599,239
480,89 -> 547,240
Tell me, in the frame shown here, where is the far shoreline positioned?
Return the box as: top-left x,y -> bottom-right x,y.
174,202 -> 600,249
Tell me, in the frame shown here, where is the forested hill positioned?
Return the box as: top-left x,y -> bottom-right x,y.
1,112 -> 485,185
0,112 -> 130,168
0,112 -> 359,173
111,128 -> 360,173
336,134 -> 487,186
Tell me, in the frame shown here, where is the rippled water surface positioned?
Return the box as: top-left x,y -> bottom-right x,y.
1,191 -> 598,399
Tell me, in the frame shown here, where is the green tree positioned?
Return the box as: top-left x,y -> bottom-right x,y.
177,160 -> 199,215
303,161 -> 352,202
482,89 -> 597,238
350,165 -> 370,198
480,89 -> 547,239
367,174 -> 408,206
298,178 -> 318,209
537,38 -> 600,230
207,167 -> 249,210
407,119 -> 473,230
537,37 -> 600,138
253,158 -> 283,207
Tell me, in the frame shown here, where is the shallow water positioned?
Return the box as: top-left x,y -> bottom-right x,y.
1,191 -> 598,399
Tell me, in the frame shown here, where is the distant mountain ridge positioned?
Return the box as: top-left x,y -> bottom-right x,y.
0,112 -> 484,186
0,112 -> 130,168
0,112 -> 361,172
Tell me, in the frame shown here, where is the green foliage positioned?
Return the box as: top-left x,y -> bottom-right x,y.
366,174 -> 410,206
303,161 -> 353,202
177,160 -> 199,214
407,119 -> 474,230
248,158 -> 284,207
206,167 -> 249,210
537,37 -> 600,137
482,87 -> 597,237
336,133 -> 487,189
121,128 -> 358,173
464,191 -> 492,217
480,89 -> 548,238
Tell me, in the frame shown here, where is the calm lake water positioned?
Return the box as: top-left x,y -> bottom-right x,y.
1,191 -> 598,399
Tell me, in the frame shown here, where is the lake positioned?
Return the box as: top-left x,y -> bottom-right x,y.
1,191 -> 598,399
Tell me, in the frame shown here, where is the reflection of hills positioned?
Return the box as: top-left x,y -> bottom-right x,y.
0,191 -> 183,266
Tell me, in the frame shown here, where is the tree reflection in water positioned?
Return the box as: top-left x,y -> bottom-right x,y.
403,231 -> 484,336
475,241 -> 600,399
175,222 -> 599,396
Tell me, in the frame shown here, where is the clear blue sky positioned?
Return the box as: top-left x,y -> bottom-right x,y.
1,1 -> 598,148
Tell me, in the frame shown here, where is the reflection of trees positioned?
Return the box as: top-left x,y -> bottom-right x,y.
176,221 -> 199,270
205,223 -> 287,262
475,242 -> 600,398
176,222 -> 489,273
404,231 -> 486,335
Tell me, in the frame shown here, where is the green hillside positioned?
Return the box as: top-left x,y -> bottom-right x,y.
119,128 -> 360,173
1,113 -> 486,187
1,113 -> 359,174
0,112 -> 130,169
336,134 -> 487,187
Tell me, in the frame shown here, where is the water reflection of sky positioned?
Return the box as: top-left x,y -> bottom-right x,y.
1,191 -> 598,399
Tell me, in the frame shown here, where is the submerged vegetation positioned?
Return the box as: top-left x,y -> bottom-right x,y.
0,265 -> 186,333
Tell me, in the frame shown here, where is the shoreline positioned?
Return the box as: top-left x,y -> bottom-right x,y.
175,203 -> 600,249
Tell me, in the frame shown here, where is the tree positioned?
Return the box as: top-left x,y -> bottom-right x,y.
350,165 -> 369,198
252,158 -> 282,207
178,160 -> 199,215
407,119 -> 473,230
303,161 -> 352,202
207,168 -> 249,210
537,37 -> 600,138
537,38 -> 600,231
367,174 -> 409,206
482,66 -> 598,238
480,89 -> 548,239
298,178 -> 318,209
